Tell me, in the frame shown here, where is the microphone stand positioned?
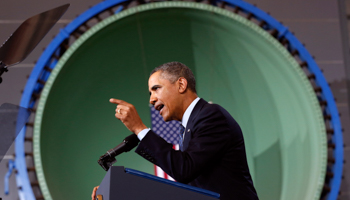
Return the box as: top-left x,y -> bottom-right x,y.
98,134 -> 140,171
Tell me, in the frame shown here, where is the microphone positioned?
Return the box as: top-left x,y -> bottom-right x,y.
98,134 -> 140,171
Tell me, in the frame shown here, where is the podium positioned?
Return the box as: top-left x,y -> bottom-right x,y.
96,166 -> 220,200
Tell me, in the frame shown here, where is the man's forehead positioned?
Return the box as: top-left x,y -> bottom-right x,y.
148,71 -> 173,89
148,72 -> 160,89
149,71 -> 160,83
149,71 -> 167,83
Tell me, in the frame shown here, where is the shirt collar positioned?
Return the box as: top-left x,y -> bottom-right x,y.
182,97 -> 200,128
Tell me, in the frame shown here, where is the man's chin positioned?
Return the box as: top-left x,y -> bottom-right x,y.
162,117 -> 170,122
161,114 -> 170,122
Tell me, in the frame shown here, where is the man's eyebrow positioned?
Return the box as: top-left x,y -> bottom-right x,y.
149,85 -> 161,95
151,85 -> 161,90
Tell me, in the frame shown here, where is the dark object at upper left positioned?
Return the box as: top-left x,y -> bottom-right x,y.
0,3 -> 70,83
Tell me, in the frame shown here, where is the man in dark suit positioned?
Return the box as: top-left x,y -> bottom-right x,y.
93,62 -> 258,200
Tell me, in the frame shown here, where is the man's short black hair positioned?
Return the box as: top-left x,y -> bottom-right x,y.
150,62 -> 197,93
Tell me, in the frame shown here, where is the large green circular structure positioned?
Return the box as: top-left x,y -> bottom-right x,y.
31,2 -> 326,200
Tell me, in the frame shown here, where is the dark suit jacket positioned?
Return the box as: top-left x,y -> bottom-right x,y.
135,99 -> 258,200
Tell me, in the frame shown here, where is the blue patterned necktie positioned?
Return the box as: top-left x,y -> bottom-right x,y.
178,125 -> 185,151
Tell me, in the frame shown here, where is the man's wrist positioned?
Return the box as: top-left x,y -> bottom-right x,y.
137,128 -> 150,140
134,124 -> 148,135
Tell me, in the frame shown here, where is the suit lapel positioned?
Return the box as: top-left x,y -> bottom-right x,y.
183,98 -> 208,151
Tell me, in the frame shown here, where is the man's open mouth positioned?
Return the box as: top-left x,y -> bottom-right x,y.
155,104 -> 164,114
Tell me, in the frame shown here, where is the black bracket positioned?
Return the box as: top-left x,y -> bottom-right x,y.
0,61 -> 8,84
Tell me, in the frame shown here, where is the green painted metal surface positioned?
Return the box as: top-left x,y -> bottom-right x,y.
34,2 -> 326,200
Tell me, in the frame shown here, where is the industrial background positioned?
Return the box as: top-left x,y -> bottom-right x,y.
0,0 -> 349,199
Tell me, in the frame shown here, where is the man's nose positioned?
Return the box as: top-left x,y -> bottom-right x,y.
149,93 -> 157,105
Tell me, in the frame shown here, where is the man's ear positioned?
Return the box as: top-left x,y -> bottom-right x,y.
178,77 -> 188,94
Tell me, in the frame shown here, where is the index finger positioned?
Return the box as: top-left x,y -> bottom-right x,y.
109,98 -> 128,105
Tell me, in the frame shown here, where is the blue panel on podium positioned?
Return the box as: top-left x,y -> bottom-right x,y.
96,166 -> 220,200
125,168 -> 220,198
